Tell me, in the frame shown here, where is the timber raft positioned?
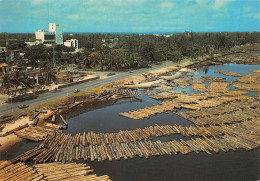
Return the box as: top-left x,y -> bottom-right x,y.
0,161 -> 42,181
10,131 -> 259,164
9,116 -> 259,164
119,94 -> 252,120
0,161 -> 111,181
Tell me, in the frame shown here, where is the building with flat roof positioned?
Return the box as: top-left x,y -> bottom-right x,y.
64,39 -> 79,49
0,47 -> 19,62
35,23 -> 63,45
0,63 -> 7,75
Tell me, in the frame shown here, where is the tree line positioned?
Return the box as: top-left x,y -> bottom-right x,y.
2,32 -> 259,71
72,31 -> 260,71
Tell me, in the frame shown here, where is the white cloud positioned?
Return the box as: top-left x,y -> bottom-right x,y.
206,26 -> 216,30
243,6 -> 252,13
68,14 -> 79,19
32,0 -> 46,5
84,0 -> 146,6
83,0 -> 96,5
196,0 -> 206,4
212,0 -> 233,10
254,12 -> 260,19
161,2 -> 175,8
243,12 -> 260,19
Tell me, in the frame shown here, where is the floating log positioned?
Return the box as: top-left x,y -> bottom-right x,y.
51,115 -> 56,123
30,112 -> 40,121
32,117 -> 39,125
44,110 -> 58,120
35,109 -> 48,113
60,115 -> 68,126
15,123 -> 64,142
67,101 -> 84,109
15,126 -> 259,163
34,162 -> 111,181
215,70 -> 242,77
2,123 -> 29,137
0,162 -> 42,181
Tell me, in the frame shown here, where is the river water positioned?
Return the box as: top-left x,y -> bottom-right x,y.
0,63 -> 259,181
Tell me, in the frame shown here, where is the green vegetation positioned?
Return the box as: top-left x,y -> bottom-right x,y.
1,32 -> 259,95
1,32 -> 260,71
65,32 -> 260,71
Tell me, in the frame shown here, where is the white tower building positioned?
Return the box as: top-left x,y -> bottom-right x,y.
35,23 -> 63,45
49,23 -> 63,45
64,39 -> 79,49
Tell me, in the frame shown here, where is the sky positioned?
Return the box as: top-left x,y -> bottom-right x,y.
0,0 -> 259,33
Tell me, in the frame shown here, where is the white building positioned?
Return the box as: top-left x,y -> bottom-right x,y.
64,39 -> 79,49
35,23 -> 63,45
25,42 -> 37,46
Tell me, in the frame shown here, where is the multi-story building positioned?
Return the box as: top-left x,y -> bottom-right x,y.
35,23 -> 63,45
0,63 -> 7,75
64,39 -> 79,49
0,47 -> 19,62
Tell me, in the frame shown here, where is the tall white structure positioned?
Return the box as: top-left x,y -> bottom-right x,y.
64,39 -> 79,49
49,23 -> 63,45
35,23 -> 63,45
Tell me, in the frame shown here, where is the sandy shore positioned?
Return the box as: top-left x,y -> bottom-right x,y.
0,116 -> 31,151
124,79 -> 162,89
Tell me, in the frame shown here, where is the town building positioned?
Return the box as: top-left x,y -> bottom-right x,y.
0,47 -> 20,62
0,47 -> 8,62
64,39 -> 79,49
0,63 -> 7,75
25,42 -> 37,46
35,23 -> 63,45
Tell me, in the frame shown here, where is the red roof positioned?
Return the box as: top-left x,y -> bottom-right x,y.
89,51 -> 99,57
112,48 -> 123,52
0,63 -> 7,67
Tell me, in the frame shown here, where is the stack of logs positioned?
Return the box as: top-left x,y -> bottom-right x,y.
51,101 -> 84,110
120,96 -> 252,119
11,119 -> 259,163
34,162 -> 111,181
1,123 -> 29,137
95,88 -> 139,100
14,118 -> 259,146
0,161 -> 43,181
15,123 -> 65,142
0,161 -> 111,181
214,70 -> 242,77
176,98 -> 260,125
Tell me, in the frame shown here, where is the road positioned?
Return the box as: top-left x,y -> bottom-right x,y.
0,61 -> 177,115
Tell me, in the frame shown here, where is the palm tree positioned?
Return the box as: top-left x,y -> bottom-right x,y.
1,71 -> 34,96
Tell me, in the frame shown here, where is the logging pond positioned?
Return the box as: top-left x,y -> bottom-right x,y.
1,63 -> 260,181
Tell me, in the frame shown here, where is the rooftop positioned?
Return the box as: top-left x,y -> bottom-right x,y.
0,63 -> 8,67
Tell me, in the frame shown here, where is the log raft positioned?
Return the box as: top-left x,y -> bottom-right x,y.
11,129 -> 259,164
2,123 -> 29,137
15,123 -> 64,142
34,162 -> 111,181
0,161 -> 43,181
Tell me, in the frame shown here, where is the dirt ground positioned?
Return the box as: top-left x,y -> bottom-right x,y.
0,95 -> 8,105
0,116 -> 31,151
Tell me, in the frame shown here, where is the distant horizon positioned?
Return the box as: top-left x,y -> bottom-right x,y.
1,30 -> 260,34
1,0 -> 259,33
